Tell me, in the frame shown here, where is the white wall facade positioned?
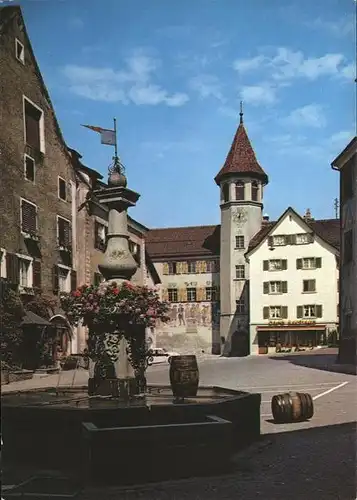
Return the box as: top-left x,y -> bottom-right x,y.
248,210 -> 339,354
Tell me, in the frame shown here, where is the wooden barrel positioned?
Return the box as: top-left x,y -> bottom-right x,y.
169,355 -> 199,399
271,392 -> 314,423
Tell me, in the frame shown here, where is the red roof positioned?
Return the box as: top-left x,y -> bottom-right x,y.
214,122 -> 268,185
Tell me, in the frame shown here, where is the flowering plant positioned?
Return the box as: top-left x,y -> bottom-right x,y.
60,280 -> 170,330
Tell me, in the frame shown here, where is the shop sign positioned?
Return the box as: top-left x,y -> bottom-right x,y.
268,320 -> 316,326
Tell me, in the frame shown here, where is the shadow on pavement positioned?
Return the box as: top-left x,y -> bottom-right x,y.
268,351 -> 356,375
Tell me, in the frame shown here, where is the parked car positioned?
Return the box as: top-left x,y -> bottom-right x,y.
150,348 -> 180,364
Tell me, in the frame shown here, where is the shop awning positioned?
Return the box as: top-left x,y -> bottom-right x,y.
257,324 -> 326,332
21,310 -> 51,327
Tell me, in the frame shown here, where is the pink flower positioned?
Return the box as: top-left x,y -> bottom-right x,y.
112,288 -> 119,295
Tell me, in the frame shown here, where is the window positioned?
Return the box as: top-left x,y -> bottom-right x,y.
24,155 -> 35,182
21,199 -> 37,235
94,221 -> 107,251
15,39 -> 25,63
222,184 -> 230,202
272,235 -> 286,246
235,235 -> 245,249
263,306 -> 288,319
19,258 -> 31,287
263,281 -> 287,294
0,250 -> 4,278
251,181 -> 259,201
58,266 -> 70,292
168,288 -> 178,302
296,233 -> 313,245
188,261 -> 196,273
24,99 -> 43,151
236,298 -> 245,314
58,177 -> 67,201
235,181 -> 244,200
296,257 -> 322,270
269,306 -> 282,319
168,262 -> 177,274
343,230 -> 353,264
303,279 -> 316,293
263,259 -> 288,271
206,260 -> 218,273
235,265 -> 245,279
297,304 -> 323,319
341,158 -> 354,203
205,287 -> 216,301
57,217 -> 71,248
187,287 -> 197,302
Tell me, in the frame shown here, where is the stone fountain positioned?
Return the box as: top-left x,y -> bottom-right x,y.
2,161 -> 262,489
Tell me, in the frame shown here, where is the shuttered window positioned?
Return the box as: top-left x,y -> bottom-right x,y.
32,260 -> 42,289
21,199 -> 37,234
6,253 -> 19,284
186,287 -> 196,302
235,182 -> 244,200
251,181 -> 259,201
25,100 -> 42,151
168,288 -> 178,302
58,177 -> 67,201
58,217 -> 71,247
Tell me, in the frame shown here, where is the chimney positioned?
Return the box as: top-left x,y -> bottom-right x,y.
304,208 -> 314,221
263,213 -> 270,222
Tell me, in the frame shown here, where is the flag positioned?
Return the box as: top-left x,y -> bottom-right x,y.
81,124 -> 116,146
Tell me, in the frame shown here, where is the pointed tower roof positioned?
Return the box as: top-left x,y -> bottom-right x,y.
214,104 -> 268,185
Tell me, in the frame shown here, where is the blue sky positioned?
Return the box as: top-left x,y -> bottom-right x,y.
17,0 -> 356,227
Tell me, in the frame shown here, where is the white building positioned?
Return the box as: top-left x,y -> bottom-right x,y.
246,207 -> 339,354
331,136 -> 357,365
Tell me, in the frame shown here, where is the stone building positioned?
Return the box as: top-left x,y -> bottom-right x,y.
146,114 -> 340,356
0,6 -> 79,355
331,136 -> 357,365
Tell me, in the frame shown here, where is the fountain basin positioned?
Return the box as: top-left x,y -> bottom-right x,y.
2,385 -> 261,484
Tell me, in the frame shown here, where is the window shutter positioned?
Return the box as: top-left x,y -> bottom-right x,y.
308,233 -> 314,243
6,253 -> 19,284
263,282 -> 269,294
201,260 -> 207,273
316,305 -> 323,318
197,287 -> 205,301
67,181 -> 72,202
296,259 -> 302,269
297,306 -> 303,318
282,281 -> 288,293
53,265 -> 59,293
32,260 -> 41,289
263,260 -> 269,271
176,262 -> 183,274
181,262 -> 188,274
162,263 -> 169,275
282,260 -> 288,270
268,236 -> 273,247
21,201 -> 37,233
288,234 -> 296,245
216,287 -> 220,300
70,270 -> 77,291
178,287 -> 187,302
263,306 -> 269,319
281,306 -> 288,319
161,288 -> 169,301
315,257 -> 322,268
94,220 -> 99,248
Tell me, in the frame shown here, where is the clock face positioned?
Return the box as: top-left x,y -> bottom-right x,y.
232,208 -> 247,225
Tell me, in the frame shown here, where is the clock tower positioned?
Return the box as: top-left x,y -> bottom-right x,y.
214,105 -> 269,355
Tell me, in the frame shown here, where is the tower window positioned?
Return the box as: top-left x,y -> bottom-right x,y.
235,182 -> 244,200
222,183 -> 229,202
235,235 -> 245,249
252,181 -> 259,201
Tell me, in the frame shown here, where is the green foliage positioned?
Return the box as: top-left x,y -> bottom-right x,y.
26,293 -> 58,320
0,288 -> 25,366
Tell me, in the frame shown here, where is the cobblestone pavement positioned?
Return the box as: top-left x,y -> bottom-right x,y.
2,349 -> 356,499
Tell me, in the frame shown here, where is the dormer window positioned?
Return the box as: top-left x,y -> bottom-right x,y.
235,181 -> 244,200
252,181 -> 259,201
222,183 -> 230,202
15,39 -> 25,64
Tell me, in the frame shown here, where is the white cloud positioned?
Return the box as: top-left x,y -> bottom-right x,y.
68,17 -> 84,29
189,74 -> 224,101
305,17 -> 354,38
283,104 -> 326,128
61,54 -> 189,107
240,83 -> 277,105
233,47 -> 352,82
339,63 -> 356,81
233,55 -> 265,73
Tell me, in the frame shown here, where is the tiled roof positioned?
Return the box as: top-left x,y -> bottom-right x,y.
145,225 -> 220,259
214,122 -> 268,185
146,218 -> 340,259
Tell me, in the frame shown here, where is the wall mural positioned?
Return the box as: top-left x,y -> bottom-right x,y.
154,301 -> 220,329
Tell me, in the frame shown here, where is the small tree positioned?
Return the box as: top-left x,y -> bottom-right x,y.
0,287 -> 25,367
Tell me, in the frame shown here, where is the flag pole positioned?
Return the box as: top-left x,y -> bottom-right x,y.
113,117 -> 118,162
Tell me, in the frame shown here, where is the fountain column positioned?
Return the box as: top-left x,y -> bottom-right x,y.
90,166 -> 140,397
